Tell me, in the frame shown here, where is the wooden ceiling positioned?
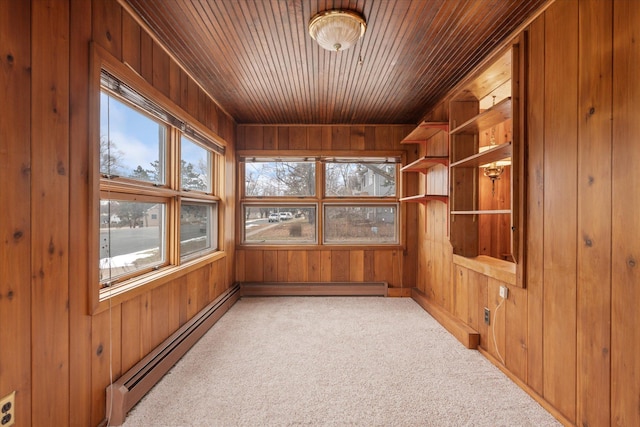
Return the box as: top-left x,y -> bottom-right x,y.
124,0 -> 550,125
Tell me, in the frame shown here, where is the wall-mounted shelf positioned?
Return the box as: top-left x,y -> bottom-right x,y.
400,194 -> 448,204
449,97 -> 512,135
451,209 -> 511,215
401,156 -> 449,173
449,142 -> 512,168
401,121 -> 449,144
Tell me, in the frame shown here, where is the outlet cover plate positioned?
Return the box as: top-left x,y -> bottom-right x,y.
484,307 -> 490,325
0,391 -> 15,427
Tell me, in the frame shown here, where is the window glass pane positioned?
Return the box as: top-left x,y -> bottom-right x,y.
181,202 -> 216,258
99,200 -> 166,284
325,162 -> 396,196
324,205 -> 398,244
181,136 -> 211,192
245,160 -> 316,197
243,205 -> 317,244
100,91 -> 166,184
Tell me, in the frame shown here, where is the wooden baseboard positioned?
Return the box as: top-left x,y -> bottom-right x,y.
240,282 -> 388,297
477,347 -> 574,427
387,287 -> 412,297
411,287 -> 480,349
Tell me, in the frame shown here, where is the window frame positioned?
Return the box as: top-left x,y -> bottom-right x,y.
239,152 -> 403,249
90,45 -> 226,312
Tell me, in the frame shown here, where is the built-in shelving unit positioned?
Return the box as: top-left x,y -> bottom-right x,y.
449,39 -> 522,263
400,122 -> 449,207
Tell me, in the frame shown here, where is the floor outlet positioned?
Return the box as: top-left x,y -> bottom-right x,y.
484,307 -> 490,325
0,391 -> 15,427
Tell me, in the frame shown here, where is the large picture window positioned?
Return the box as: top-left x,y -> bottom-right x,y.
98,69 -> 223,294
241,157 -> 399,246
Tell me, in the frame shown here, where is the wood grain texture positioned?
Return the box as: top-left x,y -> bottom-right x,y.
542,0 -> 578,419
576,0 -> 612,426
612,1 -> 640,425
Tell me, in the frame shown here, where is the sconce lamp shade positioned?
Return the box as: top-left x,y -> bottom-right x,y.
309,10 -> 366,52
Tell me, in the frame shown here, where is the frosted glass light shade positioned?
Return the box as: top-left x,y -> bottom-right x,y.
309,10 -> 366,52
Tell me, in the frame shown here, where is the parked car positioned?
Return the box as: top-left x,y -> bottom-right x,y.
268,213 -> 280,222
279,212 -> 293,220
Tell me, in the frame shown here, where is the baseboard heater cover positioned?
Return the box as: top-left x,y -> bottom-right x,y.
240,281 -> 388,297
106,284 -> 241,426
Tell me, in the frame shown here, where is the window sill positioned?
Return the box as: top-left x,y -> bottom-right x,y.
239,244 -> 405,251
94,250 -> 227,314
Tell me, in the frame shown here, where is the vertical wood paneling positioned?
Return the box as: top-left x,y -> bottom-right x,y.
350,126 -> 365,150
288,251 -> 307,282
0,1 -> 31,425
576,1 -> 612,426
120,295 -> 143,372
289,127 -> 307,150
152,41 -> 170,97
526,14 -> 545,395
245,250 -> 264,282
151,284 -> 171,349
320,250 -> 332,281
505,284 -> 527,382
140,31 -> 153,83
612,1 -> 640,425
69,0 -> 93,424
277,250 -> 288,281
121,12 -> 141,74
487,278 -> 506,362
331,250 -> 350,281
331,126 -> 349,150
349,250 -> 364,281
91,306 -> 121,427
92,0 -> 121,59
263,250 -> 277,281
306,250 -> 321,281
543,0 -> 578,419
31,1 -> 70,424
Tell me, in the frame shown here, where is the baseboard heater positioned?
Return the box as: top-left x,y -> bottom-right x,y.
105,284 -> 241,426
240,281 -> 388,297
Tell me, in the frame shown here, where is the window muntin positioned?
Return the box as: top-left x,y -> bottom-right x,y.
98,70 -> 222,296
100,91 -> 167,185
181,136 -> 212,192
243,205 -> 317,244
99,199 -> 166,284
244,159 -> 316,197
180,202 -> 217,258
325,161 -> 396,197
323,205 -> 398,244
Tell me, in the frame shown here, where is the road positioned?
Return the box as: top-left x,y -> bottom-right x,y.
99,224 -> 205,257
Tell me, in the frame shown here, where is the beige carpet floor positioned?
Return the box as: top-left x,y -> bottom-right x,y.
122,297 -> 561,427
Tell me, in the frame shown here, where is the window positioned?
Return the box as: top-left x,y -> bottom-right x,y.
241,157 -> 399,245
99,69 -> 223,294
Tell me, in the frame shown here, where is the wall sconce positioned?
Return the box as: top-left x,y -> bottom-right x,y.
308,10 -> 367,52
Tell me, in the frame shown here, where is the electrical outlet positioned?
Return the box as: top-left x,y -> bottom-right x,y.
499,285 -> 509,299
0,391 -> 15,427
484,307 -> 490,325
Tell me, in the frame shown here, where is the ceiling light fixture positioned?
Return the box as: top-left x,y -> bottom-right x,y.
308,10 -> 366,52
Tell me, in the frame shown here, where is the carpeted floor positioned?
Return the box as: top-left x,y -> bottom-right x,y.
122,297 -> 561,427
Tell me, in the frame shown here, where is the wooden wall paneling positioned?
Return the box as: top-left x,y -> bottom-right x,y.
31,1 -> 70,424
91,306 -> 121,427
331,250 -> 350,282
576,1 -> 613,426
320,250 -> 332,282
289,126 -> 308,150
235,249 -> 246,282
179,67 -> 190,120
277,126 -> 290,150
92,0 -> 121,60
197,265 -> 211,312
263,250 -> 278,281
363,250 -> 375,282
487,278 -> 506,363
373,250 -> 394,286
0,1 -> 31,424
466,268 -> 480,329
364,126 -> 376,151
453,265 -> 469,322
320,126 -> 332,151
612,1 -> 640,425
505,284 -> 528,382
69,0 -> 93,424
350,126 -> 365,151
277,250 -> 289,282
374,126 -> 393,151
263,126 -> 277,150
245,249 -> 264,282
476,277 -> 489,351
140,30 -> 153,83
526,13 -> 545,395
120,295 -> 143,373
186,78 -> 199,121
140,292 -> 154,355
186,270 -> 200,320
168,275 -> 183,335
307,126 -> 322,151
288,251 -> 307,282
331,126 -> 350,151
168,59 -> 181,106
152,41 -> 170,97
151,284 -> 171,350
176,275 -> 189,328
121,11 -> 141,74
307,250 -> 321,282
197,88 -> 208,128
350,250 -> 365,281
543,0 -> 578,420
392,250 -> 402,288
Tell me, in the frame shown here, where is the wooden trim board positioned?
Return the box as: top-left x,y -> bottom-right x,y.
240,282 -> 388,297
411,287 -> 480,349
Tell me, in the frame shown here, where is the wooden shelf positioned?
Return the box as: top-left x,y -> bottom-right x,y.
451,209 -> 511,215
401,156 -> 449,173
400,194 -> 448,204
401,121 -> 449,144
449,97 -> 512,135
450,141 -> 512,168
